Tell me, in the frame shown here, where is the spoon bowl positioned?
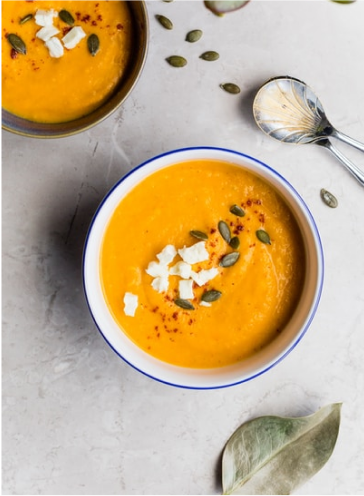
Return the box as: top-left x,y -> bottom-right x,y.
253,76 -> 364,186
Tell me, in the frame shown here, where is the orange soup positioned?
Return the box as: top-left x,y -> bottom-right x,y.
2,1 -> 134,123
100,160 -> 306,368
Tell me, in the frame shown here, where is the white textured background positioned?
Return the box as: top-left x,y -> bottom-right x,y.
2,1 -> 364,494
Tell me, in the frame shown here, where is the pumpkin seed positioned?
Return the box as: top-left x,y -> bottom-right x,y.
59,9 -> 75,25
220,252 -> 240,267
175,298 -> 195,310
166,55 -> 187,67
220,82 -> 241,94
155,14 -> 173,30
190,230 -> 208,241
320,188 -> 338,208
7,34 -> 26,55
218,220 -> 231,243
19,13 -> 33,24
87,34 -> 100,56
201,289 -> 222,302
256,229 -> 271,244
185,29 -> 203,43
230,204 -> 245,216
229,236 -> 240,249
200,50 -> 219,61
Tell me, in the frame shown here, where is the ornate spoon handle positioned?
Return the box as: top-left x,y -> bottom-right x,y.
331,129 -> 364,153
316,139 -> 364,187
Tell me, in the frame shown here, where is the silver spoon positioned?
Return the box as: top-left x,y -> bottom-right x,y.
253,76 -> 364,186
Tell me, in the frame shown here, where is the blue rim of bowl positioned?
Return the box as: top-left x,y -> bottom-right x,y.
82,146 -> 324,389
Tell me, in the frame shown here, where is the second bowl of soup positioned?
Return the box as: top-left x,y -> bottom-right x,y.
83,147 -> 324,388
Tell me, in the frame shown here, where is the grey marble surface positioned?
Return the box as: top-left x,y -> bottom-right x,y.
2,1 -> 364,494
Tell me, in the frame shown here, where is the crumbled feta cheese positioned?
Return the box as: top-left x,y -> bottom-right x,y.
191,267 -> 219,287
35,9 -> 58,27
178,241 -> 209,265
200,301 -> 212,307
36,26 -> 60,42
156,244 -> 177,265
151,276 -> 169,293
169,261 -> 192,279
123,292 -> 138,317
145,261 -> 169,278
179,279 -> 194,300
62,26 -> 86,49
45,37 -> 64,58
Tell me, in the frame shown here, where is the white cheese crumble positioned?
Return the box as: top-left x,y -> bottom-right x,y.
45,37 -> 64,58
145,261 -> 169,278
200,301 -> 212,307
62,26 -> 87,50
179,279 -> 194,300
36,26 -> 60,42
191,267 -> 219,287
178,241 -> 209,265
123,292 -> 138,317
169,261 -> 192,279
151,276 -> 169,293
156,244 -> 177,265
35,9 -> 58,27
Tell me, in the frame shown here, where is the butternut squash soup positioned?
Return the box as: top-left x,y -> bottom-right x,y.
2,1 -> 134,123
100,159 -> 306,369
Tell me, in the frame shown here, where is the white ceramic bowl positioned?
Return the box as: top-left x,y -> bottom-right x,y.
83,147 -> 324,389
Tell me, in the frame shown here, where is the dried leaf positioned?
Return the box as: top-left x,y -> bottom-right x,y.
222,403 -> 342,495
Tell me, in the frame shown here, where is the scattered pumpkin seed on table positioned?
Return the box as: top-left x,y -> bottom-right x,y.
200,50 -> 220,61
220,82 -> 241,94
320,188 -> 338,208
185,29 -> 203,43
155,14 -> 173,30
166,55 -> 187,67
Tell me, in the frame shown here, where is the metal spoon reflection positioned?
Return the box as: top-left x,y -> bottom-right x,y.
253,76 -> 364,186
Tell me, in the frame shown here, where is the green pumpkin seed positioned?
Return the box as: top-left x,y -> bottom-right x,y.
220,83 -> 241,94
201,289 -> 222,303
220,252 -> 240,267
59,9 -> 75,25
185,29 -> 203,43
87,34 -> 100,56
175,298 -> 195,310
7,34 -> 26,55
155,14 -> 173,30
256,229 -> 271,244
200,50 -> 219,61
320,188 -> 338,208
218,220 -> 231,243
229,236 -> 240,249
230,204 -> 245,216
19,13 -> 33,24
190,230 -> 208,241
166,55 -> 187,67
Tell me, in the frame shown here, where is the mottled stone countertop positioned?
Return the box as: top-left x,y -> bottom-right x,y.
2,1 -> 364,494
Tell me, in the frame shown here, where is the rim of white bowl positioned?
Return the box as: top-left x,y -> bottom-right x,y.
82,146 -> 324,389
